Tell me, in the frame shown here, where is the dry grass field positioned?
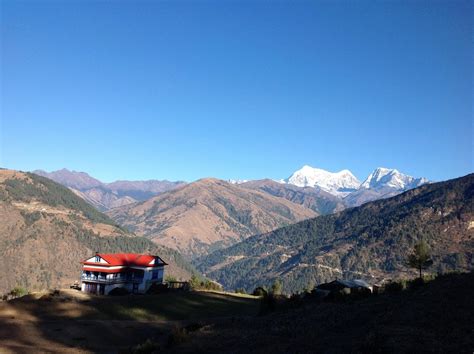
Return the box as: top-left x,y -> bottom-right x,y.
0,289 -> 260,353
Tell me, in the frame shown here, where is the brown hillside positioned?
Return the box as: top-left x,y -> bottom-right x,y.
0,170 -> 195,294
107,178 -> 317,258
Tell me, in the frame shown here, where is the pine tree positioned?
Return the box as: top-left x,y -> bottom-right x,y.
408,240 -> 433,279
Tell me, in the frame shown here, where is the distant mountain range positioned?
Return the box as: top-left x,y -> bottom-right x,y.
34,165 -> 429,212
281,165 -> 429,205
230,165 -> 430,207
30,166 -> 431,259
0,169 -> 196,293
345,167 -> 429,206
107,178 -> 317,258
33,169 -> 186,211
197,173 -> 474,293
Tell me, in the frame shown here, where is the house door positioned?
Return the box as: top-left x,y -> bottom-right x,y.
99,284 -> 105,295
133,283 -> 139,294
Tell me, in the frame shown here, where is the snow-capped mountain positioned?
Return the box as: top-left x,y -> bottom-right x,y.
360,167 -> 429,191
285,165 -> 361,196
343,167 -> 430,207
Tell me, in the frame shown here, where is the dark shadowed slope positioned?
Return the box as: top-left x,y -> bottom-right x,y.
169,272 -> 474,353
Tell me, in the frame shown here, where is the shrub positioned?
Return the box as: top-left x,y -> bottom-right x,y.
189,274 -> 222,291
131,338 -> 160,354
165,275 -> 177,283
384,280 -> 407,293
252,287 -> 267,297
167,326 -> 189,347
184,322 -> 205,332
10,287 -> 28,298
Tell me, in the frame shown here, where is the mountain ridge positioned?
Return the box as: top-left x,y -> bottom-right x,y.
33,169 -> 186,211
107,178 -> 318,258
34,166 -> 430,210
196,173 -> 473,293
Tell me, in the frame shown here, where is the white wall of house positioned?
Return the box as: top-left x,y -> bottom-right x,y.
85,255 -> 109,264
81,264 -> 164,295
81,265 -> 165,295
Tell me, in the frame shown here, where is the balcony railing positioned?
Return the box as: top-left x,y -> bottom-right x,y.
81,275 -> 143,284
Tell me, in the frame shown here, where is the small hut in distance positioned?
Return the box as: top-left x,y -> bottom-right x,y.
315,279 -> 372,297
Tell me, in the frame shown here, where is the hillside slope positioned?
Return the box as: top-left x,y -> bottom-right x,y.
197,174 -> 474,293
0,170 -> 195,294
107,178 -> 317,258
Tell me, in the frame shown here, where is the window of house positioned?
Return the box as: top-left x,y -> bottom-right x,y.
152,270 -> 159,279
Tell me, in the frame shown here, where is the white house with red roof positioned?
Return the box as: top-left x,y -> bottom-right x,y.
80,253 -> 167,295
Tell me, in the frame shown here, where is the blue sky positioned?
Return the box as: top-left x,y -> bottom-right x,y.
1,0 -> 472,183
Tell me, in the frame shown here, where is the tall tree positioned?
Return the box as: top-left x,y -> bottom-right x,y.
271,279 -> 282,295
408,240 -> 433,279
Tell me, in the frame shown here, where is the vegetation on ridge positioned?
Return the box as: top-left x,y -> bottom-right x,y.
196,174 -> 474,293
1,172 -> 119,226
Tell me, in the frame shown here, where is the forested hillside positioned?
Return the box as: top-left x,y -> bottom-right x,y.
0,170 -> 196,294
197,174 -> 474,293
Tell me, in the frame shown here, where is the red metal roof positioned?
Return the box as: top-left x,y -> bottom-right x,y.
81,253 -> 168,267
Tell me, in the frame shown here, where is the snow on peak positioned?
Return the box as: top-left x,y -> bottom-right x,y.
228,179 -> 248,185
285,165 -> 361,196
361,167 -> 428,190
